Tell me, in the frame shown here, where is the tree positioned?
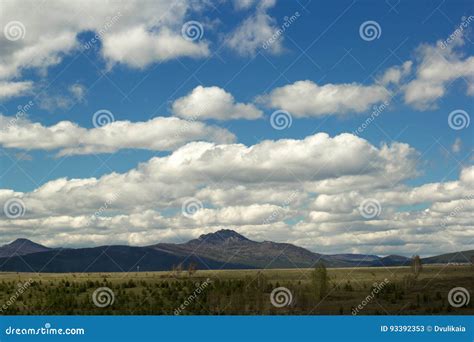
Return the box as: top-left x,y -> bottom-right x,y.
312,262 -> 328,300
411,255 -> 423,278
188,262 -> 197,276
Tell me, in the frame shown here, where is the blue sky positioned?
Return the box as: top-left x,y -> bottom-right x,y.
0,0 -> 473,256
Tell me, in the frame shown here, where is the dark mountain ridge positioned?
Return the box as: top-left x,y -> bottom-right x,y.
0,238 -> 51,258
0,230 -> 471,272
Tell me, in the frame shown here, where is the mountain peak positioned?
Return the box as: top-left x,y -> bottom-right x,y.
0,238 -> 50,258
10,238 -> 36,245
197,229 -> 250,244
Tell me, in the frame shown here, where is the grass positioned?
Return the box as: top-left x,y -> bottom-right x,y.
0,265 -> 472,315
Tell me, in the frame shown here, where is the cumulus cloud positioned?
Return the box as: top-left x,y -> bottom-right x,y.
259,80 -> 390,117
101,26 -> 209,69
0,0 -> 209,89
403,36 -> 474,109
226,0 -> 282,56
0,115 -> 236,156
0,133 -> 471,255
172,85 -> 263,120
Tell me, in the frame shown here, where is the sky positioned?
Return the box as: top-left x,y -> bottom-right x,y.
0,0 -> 473,257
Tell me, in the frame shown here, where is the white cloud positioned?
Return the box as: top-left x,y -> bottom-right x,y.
172,85 -> 263,120
37,83 -> 86,111
259,80 -> 390,117
0,133 -> 471,255
226,0 -> 282,56
0,81 -> 33,99
403,36 -> 474,109
0,0 -> 209,86
0,115 -> 236,155
378,61 -> 412,86
101,26 -> 209,69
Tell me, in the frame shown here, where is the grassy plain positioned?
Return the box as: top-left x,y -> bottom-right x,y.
0,265 -> 472,315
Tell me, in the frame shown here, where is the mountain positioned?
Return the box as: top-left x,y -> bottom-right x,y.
150,229 -> 329,268
0,231 -> 471,272
0,238 -> 50,258
422,250 -> 474,264
0,245 -> 251,273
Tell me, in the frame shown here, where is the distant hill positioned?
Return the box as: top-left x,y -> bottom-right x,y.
0,245 -> 251,273
0,238 -> 50,258
0,231 -> 471,272
422,250 -> 474,264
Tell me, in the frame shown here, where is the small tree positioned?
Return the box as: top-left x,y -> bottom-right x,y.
188,262 -> 197,276
411,255 -> 423,279
312,262 -> 328,300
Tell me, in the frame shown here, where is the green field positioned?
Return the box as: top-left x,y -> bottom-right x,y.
0,265 -> 472,315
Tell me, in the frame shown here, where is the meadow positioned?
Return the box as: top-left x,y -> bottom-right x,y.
0,265 -> 472,315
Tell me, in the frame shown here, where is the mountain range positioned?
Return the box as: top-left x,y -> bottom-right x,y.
0,230 -> 472,273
